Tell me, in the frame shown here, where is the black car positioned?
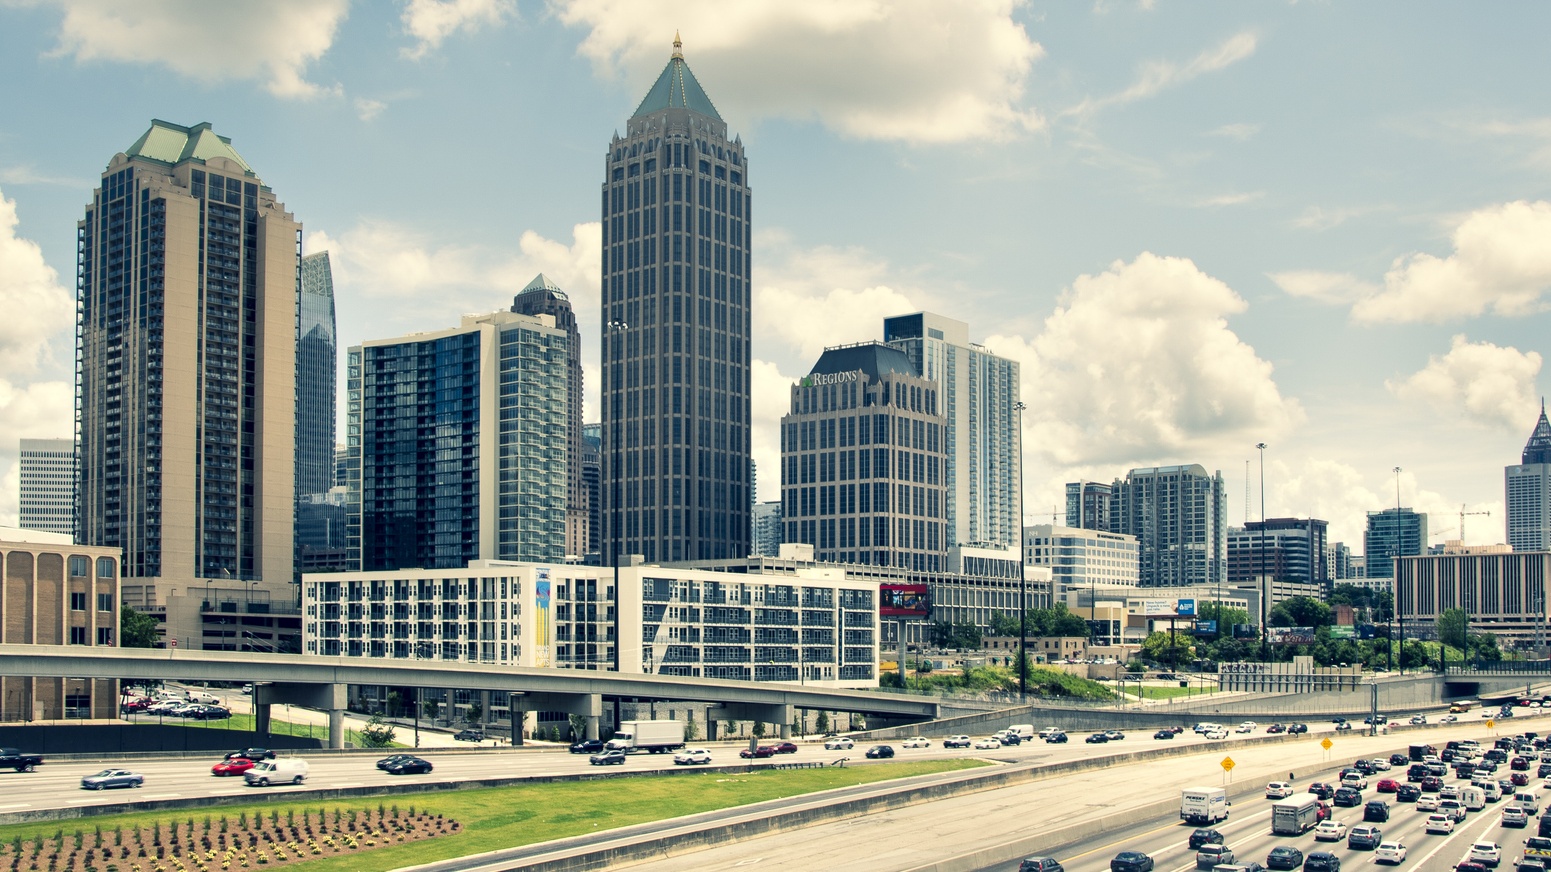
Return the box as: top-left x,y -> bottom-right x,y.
1045,732 -> 1068,744
384,756 -> 433,775
999,734 -> 1022,746
1111,852 -> 1154,872
1538,763 -> 1551,778
1364,800 -> 1390,822
1406,764 -> 1428,782
1189,829 -> 1224,850
376,754 -> 414,770
1305,852 -> 1341,872
1355,760 -> 1377,774
1154,729 -> 1177,740
1334,787 -> 1362,807
1396,784 -> 1422,802
1288,723 -> 1308,734
1267,847 -> 1304,870
568,739 -> 605,754
1020,858 -> 1064,872
865,745 -> 895,759
1308,782 -> 1336,800
226,748 -> 276,761
1390,754 -> 1410,766
1086,733 -> 1110,744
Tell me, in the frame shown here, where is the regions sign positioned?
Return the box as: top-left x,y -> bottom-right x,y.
1267,626 -> 1318,645
880,583 -> 930,618
1142,598 -> 1196,617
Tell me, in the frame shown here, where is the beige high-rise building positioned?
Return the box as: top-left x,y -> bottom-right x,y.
76,120 -> 300,648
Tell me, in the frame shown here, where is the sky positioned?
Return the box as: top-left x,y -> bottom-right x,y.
1,0 -> 1549,552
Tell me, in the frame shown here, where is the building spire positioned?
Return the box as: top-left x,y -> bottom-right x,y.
672,31 -> 683,59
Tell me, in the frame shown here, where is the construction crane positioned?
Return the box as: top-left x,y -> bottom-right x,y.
1459,504 -> 1490,543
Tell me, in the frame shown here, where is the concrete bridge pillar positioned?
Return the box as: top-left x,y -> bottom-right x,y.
512,692 -> 603,744
265,682 -> 348,749
708,703 -> 792,738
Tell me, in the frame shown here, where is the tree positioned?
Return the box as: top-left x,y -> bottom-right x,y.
685,713 -> 700,741
385,691 -> 403,718
952,620 -> 983,649
1268,596 -> 1333,629
752,721 -> 766,739
358,715 -> 397,748
1141,631 -> 1193,665
1041,604 -> 1090,637
1437,608 -> 1468,652
988,611 -> 1020,637
422,699 -> 440,721
120,605 -> 159,648
815,711 -> 831,734
567,713 -> 587,740
467,700 -> 483,725
1197,601 -> 1250,629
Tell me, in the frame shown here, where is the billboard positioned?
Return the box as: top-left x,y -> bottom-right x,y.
535,568 -> 551,667
1142,598 -> 1196,617
1232,623 -> 1258,640
1328,625 -> 1356,640
1268,626 -> 1318,645
1194,619 -> 1218,636
880,583 -> 931,618
1358,624 -> 1378,640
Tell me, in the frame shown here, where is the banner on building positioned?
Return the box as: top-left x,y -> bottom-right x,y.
881,583 -> 931,618
535,568 -> 551,667
1143,599 -> 1195,617
1268,626 -> 1318,645
1328,625 -> 1356,640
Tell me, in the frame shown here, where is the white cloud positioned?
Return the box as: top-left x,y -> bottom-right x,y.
1067,31 -> 1257,116
1267,269 -> 1378,306
1197,191 -> 1263,208
750,358 -> 798,502
355,98 -> 387,121
1207,122 -> 1261,141
553,0 -> 1045,143
401,0 -> 514,60
0,379 -> 75,527
39,0 -> 347,98
1389,335 -> 1542,430
1292,204 -> 1373,231
0,187 -> 74,374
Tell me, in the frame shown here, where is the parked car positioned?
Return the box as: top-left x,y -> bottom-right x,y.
589,749 -> 626,766
1111,852 -> 1155,872
1374,842 -> 1408,865
942,736 -> 971,749
383,756 -> 433,775
453,729 -> 484,742
568,739 -> 605,754
865,745 -> 895,759
826,736 -> 857,750
1266,847 -> 1304,870
80,769 -> 142,790
901,737 -> 930,749
673,749 -> 712,765
740,746 -> 777,759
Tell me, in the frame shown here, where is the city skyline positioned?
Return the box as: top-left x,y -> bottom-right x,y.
1,3 -> 1548,551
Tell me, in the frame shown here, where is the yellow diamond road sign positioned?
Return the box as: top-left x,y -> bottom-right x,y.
1221,756 -> 1235,772
1321,737 -> 1332,750
1487,719 -> 1496,729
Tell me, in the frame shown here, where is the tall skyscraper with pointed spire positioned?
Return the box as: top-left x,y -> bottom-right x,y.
1506,401 -> 1551,551
602,35 -> 752,563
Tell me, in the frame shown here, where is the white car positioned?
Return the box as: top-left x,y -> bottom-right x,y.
1417,795 -> 1441,811
973,737 -> 1003,750
901,737 -> 930,749
1502,805 -> 1528,827
1204,729 -> 1229,740
1375,841 -> 1408,865
824,737 -> 855,750
1266,781 -> 1295,799
1342,774 -> 1369,790
672,748 -> 712,765
1370,757 -> 1392,771
1425,814 -> 1455,834
943,735 -> 972,749
1237,721 -> 1257,733
1440,785 -> 1461,800
1439,800 -> 1466,822
1038,727 -> 1063,739
1314,820 -> 1348,841
1442,715 -> 1459,723
1468,840 -> 1502,867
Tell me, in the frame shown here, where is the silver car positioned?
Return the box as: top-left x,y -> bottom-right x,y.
81,769 -> 143,790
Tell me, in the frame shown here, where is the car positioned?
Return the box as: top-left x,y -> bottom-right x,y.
1288,723 -> 1309,734
1238,721 -> 1258,733
1418,794 -> 1441,811
1305,852 -> 1340,872
1423,776 -> 1444,792
1111,851 -> 1155,872
1086,733 -> 1110,744
1440,800 -> 1467,821
1336,722 -> 1353,731
998,732 -> 1023,746
865,745 -> 895,759
1443,715 -> 1459,724
1309,782 -> 1336,800
1267,781 -> 1295,799
384,756 -> 433,775
376,754 -> 415,770
589,749 -> 626,765
740,746 -> 777,759
1371,758 -> 1393,771
1516,758 -> 1534,771
1020,858 -> 1064,872
901,737 -> 930,749
453,729 -> 484,742
1349,825 -> 1383,850
1441,785 -> 1462,801
1458,864 -> 1489,872
1411,715 -> 1428,725
1155,729 -> 1178,740
1104,730 -> 1126,741
673,749 -> 712,765
80,769 -> 143,790
1266,847 -> 1304,870
1314,821 -> 1348,841
976,737 -> 1004,750
1378,778 -> 1401,793
1334,787 -> 1362,807
1391,753 -> 1412,766
1375,841 -> 1407,865
210,757 -> 257,776
1516,773 -> 1534,787
1470,841 -> 1503,868
1267,723 -> 1286,734
225,748 -> 276,761
1425,814 -> 1456,834
1365,800 -> 1391,822
1355,760 -> 1378,775
1205,729 -> 1229,740
1197,845 -> 1235,869
569,739 -> 605,754
826,736 -> 857,750
771,742 -> 799,754
1397,784 -> 1422,802
1503,804 -> 1529,826
1342,773 -> 1369,790
942,736 -> 970,749
1038,727 -> 1065,739
1189,829 -> 1225,849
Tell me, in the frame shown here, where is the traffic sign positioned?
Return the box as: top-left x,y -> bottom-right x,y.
1221,756 -> 1235,771
1487,719 -> 1496,729
1320,737 -> 1332,750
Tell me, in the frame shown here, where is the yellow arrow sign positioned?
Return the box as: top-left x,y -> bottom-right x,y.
1221,756 -> 1235,771
1321,737 -> 1332,750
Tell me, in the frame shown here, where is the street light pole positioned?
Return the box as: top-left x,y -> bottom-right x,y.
1257,442 -> 1268,663
606,319 -> 629,678
1014,401 -> 1027,703
1393,466 -> 1403,675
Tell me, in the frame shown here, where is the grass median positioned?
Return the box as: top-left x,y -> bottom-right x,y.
2,758 -> 987,871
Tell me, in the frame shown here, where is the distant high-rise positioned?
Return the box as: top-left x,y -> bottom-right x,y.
883,312 -> 1022,551
1363,507 -> 1428,579
602,35 -> 752,563
512,274 -> 587,558
1506,402 -> 1551,552
1112,464 -> 1228,587
1227,518 -> 1331,586
751,500 -> 781,557
19,438 -> 75,536
296,252 -> 336,498
581,423 -> 601,558
1065,480 -> 1113,532
77,119 -> 299,599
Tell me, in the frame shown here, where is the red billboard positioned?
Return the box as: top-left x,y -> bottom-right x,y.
880,583 -> 931,618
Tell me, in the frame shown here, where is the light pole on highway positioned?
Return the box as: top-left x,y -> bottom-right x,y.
1014,400 -> 1027,704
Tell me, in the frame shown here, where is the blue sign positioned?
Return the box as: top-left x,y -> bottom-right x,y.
1195,619 -> 1217,635
1177,598 -> 1196,617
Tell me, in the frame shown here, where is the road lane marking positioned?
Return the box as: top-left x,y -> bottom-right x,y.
0,804 -> 30,809
143,794 -> 181,799
331,782 -> 364,787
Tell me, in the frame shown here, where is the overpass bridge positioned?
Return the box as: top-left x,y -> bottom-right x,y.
0,645 -> 939,748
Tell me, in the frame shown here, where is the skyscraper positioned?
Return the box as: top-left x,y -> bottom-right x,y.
1363,507 -> 1428,579
512,274 -> 586,558
77,120 -> 299,604
18,438 -> 75,536
602,35 -> 752,563
883,312 -> 1022,551
1506,402 -> 1551,552
296,252 -> 337,498
1111,464 -> 1228,587
1226,518 -> 1331,586
1065,480 -> 1113,531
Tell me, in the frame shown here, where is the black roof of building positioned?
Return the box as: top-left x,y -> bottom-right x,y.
1526,401 -> 1551,465
807,342 -> 918,381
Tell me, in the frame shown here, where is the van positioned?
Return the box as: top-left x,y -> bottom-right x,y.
1482,781 -> 1504,802
1462,785 -> 1486,811
1005,724 -> 1035,741
185,691 -> 219,705
1519,790 -> 1542,816
244,758 -> 309,787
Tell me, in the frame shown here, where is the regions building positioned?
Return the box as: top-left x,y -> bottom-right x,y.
1022,524 -> 1140,597
1226,518 -> 1331,587
1395,550 -> 1551,648
1111,464 -> 1228,588
18,438 -> 74,537
345,310 -> 568,572
601,36 -> 752,564
1507,403 -> 1551,552
511,274 -> 588,559
1363,507 -> 1428,580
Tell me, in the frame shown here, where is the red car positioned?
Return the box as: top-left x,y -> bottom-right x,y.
1513,772 -> 1531,786
210,757 -> 256,776
739,746 -> 776,759
1376,778 -> 1400,793
1513,757 -> 1531,771
1266,724 -> 1286,734
1420,775 -> 1443,792
771,742 -> 799,754
120,698 -> 149,713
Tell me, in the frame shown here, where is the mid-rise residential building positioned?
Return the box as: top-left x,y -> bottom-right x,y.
345,310 -> 568,571
512,274 -> 588,559
780,342 -> 948,571
1065,480 -> 1113,532
751,500 -> 781,557
883,312 -> 1022,551
1022,524 -> 1140,596
1507,403 -> 1551,552
601,36 -> 752,564
1111,464 -> 1228,588
18,438 -> 74,537
1227,518 -> 1331,586
1363,507 -> 1428,580
75,120 -> 299,642
1396,550 -> 1551,648
1332,541 -> 1356,579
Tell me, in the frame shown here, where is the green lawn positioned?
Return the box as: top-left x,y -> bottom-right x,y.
143,712 -> 400,749
1119,684 -> 1219,700
0,759 -> 985,871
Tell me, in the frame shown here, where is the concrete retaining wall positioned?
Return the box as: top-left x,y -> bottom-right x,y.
0,724 -> 323,755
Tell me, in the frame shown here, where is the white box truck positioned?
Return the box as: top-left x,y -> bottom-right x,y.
605,720 -> 686,754
1271,794 -> 1323,835
1181,786 -> 1230,825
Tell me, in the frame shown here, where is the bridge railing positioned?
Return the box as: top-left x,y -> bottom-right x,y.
1446,661 -> 1551,675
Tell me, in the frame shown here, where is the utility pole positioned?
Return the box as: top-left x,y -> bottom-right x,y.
1257,443 -> 1268,663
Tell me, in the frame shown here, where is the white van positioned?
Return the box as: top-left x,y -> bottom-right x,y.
1005,724 -> 1035,741
185,691 -> 219,705
1516,790 -> 1541,815
244,758 -> 309,787
1476,780 -> 1503,801
1461,785 -> 1486,811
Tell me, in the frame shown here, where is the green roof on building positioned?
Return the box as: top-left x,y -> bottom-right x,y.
124,119 -> 253,174
517,273 -> 569,301
632,35 -> 721,121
